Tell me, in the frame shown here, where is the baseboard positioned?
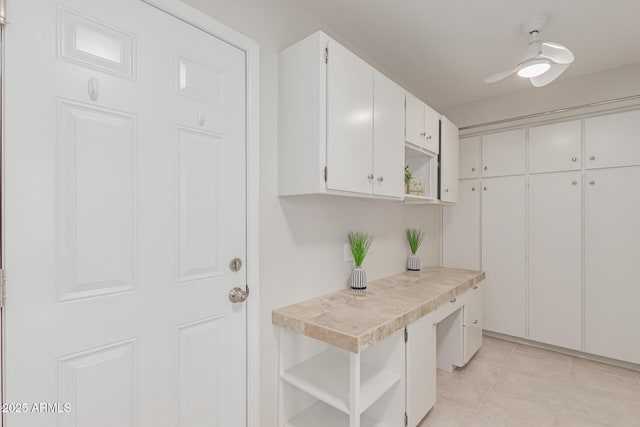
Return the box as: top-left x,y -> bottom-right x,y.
483,330 -> 640,372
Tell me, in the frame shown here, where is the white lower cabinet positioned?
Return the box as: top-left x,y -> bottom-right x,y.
481,175 -> 526,338
406,313 -> 436,427
529,172 -> 582,350
584,166 -> 640,364
463,284 -> 483,363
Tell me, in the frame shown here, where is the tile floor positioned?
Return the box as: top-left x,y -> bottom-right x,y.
420,336 -> 640,427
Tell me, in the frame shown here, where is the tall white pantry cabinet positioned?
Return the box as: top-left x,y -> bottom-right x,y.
443,108 -> 640,365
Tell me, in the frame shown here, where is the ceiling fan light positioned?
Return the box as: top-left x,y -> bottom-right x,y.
517,60 -> 551,78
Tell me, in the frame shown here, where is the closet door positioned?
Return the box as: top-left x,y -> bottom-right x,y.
585,110 -> 640,170
459,136 -> 481,179
482,129 -> 526,177
443,179 -> 481,270
529,120 -> 582,173
529,172 -> 582,350
481,175 -> 526,338
585,166 -> 640,364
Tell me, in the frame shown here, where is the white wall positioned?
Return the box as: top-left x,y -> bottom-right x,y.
181,1 -> 443,425
444,62 -> 640,128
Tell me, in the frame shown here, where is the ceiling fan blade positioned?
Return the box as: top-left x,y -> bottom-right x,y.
484,67 -> 517,84
540,42 -> 575,64
530,62 -> 570,87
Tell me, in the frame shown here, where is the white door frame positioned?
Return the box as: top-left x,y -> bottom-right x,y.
141,2 -> 260,425
0,0 -> 260,425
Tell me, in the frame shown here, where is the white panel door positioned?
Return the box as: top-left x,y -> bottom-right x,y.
406,314 -> 437,427
423,104 -> 440,154
481,176 -> 526,338
529,172 -> 582,350
585,110 -> 640,169
585,167 -> 640,364
440,116 -> 459,203
459,136 -> 481,179
529,120 -> 582,173
482,129 -> 526,177
443,179 -> 481,270
326,40 -> 373,194
372,71 -> 404,198
5,1 -> 248,426
405,92 -> 425,148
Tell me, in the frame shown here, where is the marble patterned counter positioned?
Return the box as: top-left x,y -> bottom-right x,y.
272,267 -> 485,353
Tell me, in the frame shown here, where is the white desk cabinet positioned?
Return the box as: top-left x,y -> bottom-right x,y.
405,92 -> 440,154
529,120 -> 582,173
585,110 -> 640,169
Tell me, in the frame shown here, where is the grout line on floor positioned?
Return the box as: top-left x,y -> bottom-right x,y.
468,346 -> 513,426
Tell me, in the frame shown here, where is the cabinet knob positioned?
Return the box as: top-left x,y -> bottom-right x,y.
589,179 -> 595,185
471,167 -> 475,172
571,180 -> 578,186
444,188 -> 449,192
450,298 -> 457,303
571,157 -> 577,162
367,174 -> 374,180
472,320 -> 479,325
420,132 -> 426,137
483,166 -> 488,171
377,176 -> 384,183
589,155 -> 595,161
426,135 -> 432,140
483,186 -> 487,191
471,187 -> 476,191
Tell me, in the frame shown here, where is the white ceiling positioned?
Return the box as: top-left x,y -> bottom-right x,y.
293,0 -> 640,110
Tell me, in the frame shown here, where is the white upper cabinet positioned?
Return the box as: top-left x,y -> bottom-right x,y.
440,116 -> 459,203
482,129 -> 526,177
326,38 -> 374,194
529,120 -> 582,173
405,92 -> 439,154
458,136 -> 481,179
585,109 -> 640,169
373,71 -> 405,198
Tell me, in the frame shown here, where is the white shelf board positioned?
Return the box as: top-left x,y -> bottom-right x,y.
405,142 -> 437,158
281,350 -> 401,416
287,401 -> 391,427
403,194 -> 437,204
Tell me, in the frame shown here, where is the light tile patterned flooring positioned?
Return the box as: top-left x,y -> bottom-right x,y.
420,336 -> 640,427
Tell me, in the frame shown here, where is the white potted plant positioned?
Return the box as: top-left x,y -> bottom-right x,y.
406,228 -> 425,271
348,231 -> 373,293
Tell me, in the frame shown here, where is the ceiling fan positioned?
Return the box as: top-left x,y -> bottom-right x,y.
485,15 -> 574,87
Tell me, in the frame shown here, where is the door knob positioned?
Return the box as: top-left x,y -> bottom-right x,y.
229,258 -> 243,272
229,286 -> 249,303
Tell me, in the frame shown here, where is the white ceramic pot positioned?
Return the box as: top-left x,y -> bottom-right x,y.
350,266 -> 367,293
407,254 -> 420,271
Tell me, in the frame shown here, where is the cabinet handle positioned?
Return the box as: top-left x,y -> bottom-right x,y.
473,320 -> 479,325
377,176 -> 384,183
571,157 -> 577,162
450,298 -> 457,303
571,180 -> 578,186
589,155 -> 595,161
589,179 -> 595,185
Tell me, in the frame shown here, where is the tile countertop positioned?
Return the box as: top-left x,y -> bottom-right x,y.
272,267 -> 485,353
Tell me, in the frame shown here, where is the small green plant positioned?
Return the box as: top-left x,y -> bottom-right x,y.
404,165 -> 413,186
348,231 -> 373,267
406,228 -> 425,255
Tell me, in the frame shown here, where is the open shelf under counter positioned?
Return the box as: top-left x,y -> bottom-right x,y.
281,349 -> 402,416
287,401 -> 391,427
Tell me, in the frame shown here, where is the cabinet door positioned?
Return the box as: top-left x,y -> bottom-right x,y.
482,129 -> 526,177
326,39 -> 373,194
459,136 -> 481,179
443,179 -> 481,270
482,175 -> 526,338
529,120 -> 582,173
529,172 -> 582,350
463,285 -> 483,364
440,116 -> 459,203
585,166 -> 640,364
405,92 -> 424,148
373,72 -> 404,198
406,314 -> 436,426
585,110 -> 640,169
423,104 -> 440,154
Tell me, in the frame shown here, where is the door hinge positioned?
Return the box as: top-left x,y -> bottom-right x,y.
404,327 -> 408,343
0,269 -> 5,308
404,412 -> 408,426
324,166 -> 328,182
324,47 -> 328,64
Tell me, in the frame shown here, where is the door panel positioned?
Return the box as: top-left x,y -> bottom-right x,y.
463,285 -> 483,363
585,167 -> 640,364
529,172 -> 582,350
482,129 -> 526,177
405,92 -> 424,148
443,179 -> 481,270
459,136 -> 481,179
440,116 -> 458,203
423,104 -> 440,154
372,72 -> 404,198
406,315 -> 436,426
585,110 -> 640,169
529,120 -> 582,173
4,1 -> 247,426
326,40 -> 373,194
481,176 -> 526,338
